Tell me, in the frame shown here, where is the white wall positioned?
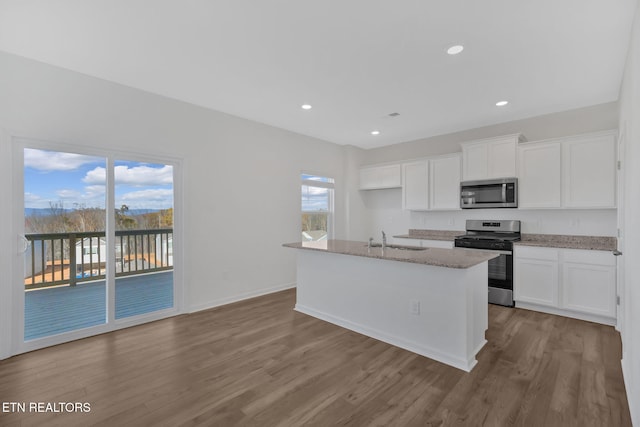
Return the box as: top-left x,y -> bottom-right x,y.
618,1 -> 640,424
0,51 -> 352,349
343,145 -> 370,240
362,102 -> 619,165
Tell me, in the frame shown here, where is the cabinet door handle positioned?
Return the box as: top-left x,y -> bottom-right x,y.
613,250 -> 623,256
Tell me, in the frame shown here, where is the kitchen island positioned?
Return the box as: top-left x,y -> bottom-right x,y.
283,240 -> 497,372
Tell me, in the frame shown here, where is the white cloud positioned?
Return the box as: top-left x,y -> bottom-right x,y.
84,185 -> 106,198
119,189 -> 173,209
83,165 -> 173,186
303,186 -> 327,195
24,191 -> 53,209
24,149 -> 102,171
83,167 -> 106,184
55,189 -> 81,199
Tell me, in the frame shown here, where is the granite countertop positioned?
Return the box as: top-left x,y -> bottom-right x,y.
393,229 -> 461,241
283,239 -> 498,269
517,234 -> 617,251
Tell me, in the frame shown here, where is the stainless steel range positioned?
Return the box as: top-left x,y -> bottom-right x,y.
454,220 -> 521,307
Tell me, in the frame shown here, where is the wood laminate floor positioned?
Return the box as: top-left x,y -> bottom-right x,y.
0,289 -> 631,426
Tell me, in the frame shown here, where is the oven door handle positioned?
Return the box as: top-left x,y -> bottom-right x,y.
457,247 -> 512,256
502,183 -> 507,202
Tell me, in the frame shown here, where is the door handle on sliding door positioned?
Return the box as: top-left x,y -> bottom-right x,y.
18,235 -> 29,254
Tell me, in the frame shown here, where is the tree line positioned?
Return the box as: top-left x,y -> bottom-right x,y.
25,202 -> 173,234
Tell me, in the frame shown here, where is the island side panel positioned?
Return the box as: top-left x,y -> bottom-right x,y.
468,261 -> 489,359
294,250 -> 488,372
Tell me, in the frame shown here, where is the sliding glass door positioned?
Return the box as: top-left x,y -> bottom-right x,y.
18,143 -> 179,351
23,148 -> 108,340
113,160 -> 174,319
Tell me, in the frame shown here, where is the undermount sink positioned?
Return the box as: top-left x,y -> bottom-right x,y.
366,243 -> 427,251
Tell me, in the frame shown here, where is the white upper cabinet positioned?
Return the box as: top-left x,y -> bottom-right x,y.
359,164 -> 402,190
562,132 -> 616,208
461,134 -> 524,181
518,141 -> 562,208
402,154 -> 461,211
461,143 -> 488,181
402,161 -> 429,210
429,153 -> 461,210
517,130 -> 616,209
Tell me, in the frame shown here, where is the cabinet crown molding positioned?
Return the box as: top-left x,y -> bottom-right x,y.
459,133 -> 527,148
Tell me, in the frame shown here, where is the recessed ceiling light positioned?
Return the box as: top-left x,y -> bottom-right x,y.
447,45 -> 464,55
495,100 -> 509,107
301,104 -> 312,110
371,130 -> 380,135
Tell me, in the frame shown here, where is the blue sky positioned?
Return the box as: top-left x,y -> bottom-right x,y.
24,149 -> 174,211
301,174 -> 332,212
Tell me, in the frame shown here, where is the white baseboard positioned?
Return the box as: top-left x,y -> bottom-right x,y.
515,302 -> 616,326
294,303 -> 479,372
188,282 -> 296,314
621,358 -> 638,427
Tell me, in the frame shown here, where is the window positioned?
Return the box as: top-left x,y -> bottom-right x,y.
301,174 -> 334,241
83,247 -> 98,256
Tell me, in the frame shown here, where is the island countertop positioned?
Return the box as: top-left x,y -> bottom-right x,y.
283,239 -> 498,269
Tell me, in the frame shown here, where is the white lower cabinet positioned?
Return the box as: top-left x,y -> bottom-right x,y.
514,247 -> 559,307
514,245 -> 616,325
562,249 -> 617,319
421,239 -> 454,249
393,238 -> 424,247
393,238 -> 454,249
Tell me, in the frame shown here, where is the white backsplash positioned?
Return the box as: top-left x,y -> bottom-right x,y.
359,188 -> 617,241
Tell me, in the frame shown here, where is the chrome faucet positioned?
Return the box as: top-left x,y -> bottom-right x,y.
368,237 -> 374,249
381,231 -> 387,249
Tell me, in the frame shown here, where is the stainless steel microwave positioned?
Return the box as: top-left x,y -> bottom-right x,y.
460,178 -> 518,209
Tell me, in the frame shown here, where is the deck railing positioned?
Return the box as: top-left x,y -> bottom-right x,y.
24,228 -> 173,289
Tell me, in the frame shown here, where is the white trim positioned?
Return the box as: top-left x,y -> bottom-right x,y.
188,282 -> 296,313
106,156 -> 116,325
0,128 -> 13,360
301,179 -> 334,189
517,128 -> 618,147
621,358 -> 637,425
11,138 -> 26,357
615,123 -> 626,334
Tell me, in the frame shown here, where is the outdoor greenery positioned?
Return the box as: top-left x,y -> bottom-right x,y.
25,202 -> 173,234
302,212 -> 328,233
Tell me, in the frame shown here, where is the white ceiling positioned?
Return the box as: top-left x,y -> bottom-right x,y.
0,1 -> 637,149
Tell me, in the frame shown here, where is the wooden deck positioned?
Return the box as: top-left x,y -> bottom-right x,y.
24,271 -> 173,340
